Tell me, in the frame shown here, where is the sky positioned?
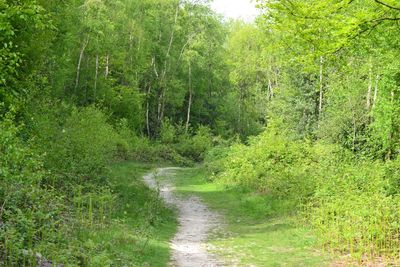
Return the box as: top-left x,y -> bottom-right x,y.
210,0 -> 259,22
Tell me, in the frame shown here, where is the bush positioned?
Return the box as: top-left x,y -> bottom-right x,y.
0,117 -> 66,265
307,159 -> 399,259
159,119 -> 177,145
129,137 -> 192,166
205,145 -> 231,176
20,104 -> 132,264
107,85 -> 143,131
212,124 -> 400,260
119,123 -> 213,165
32,105 -> 120,186
176,126 -> 213,161
212,128 -> 318,202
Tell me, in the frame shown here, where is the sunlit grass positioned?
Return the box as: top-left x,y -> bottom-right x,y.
97,161 -> 177,266
167,167 -> 331,266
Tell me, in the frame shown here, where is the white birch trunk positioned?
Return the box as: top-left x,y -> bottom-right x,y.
366,63 -> 373,110
105,53 -> 109,78
94,54 -> 99,102
75,36 -> 89,91
318,56 -> 324,128
185,60 -> 192,134
372,74 -> 380,109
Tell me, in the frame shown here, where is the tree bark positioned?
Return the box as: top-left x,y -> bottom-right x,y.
185,60 -> 192,134
318,56 -> 324,128
372,74 -> 380,109
352,109 -> 357,152
268,78 -> 274,100
105,53 -> 109,78
386,90 -> 395,160
268,62 -> 275,100
208,48 -> 212,99
94,54 -> 99,102
75,36 -> 89,92
146,84 -> 152,137
238,84 -> 244,132
366,63 -> 373,110
159,1 -> 180,124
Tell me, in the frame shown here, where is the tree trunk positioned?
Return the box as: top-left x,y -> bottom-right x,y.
366,63 -> 373,110
160,90 -> 166,122
75,36 -> 89,92
372,74 -> 380,109
352,109 -> 357,152
268,62 -> 275,100
94,54 -> 99,102
146,84 -> 152,137
159,1 -> 180,124
152,56 -> 159,79
318,56 -> 324,128
163,2 -> 179,74
185,60 -> 192,134
105,53 -> 109,78
268,78 -> 274,100
238,84 -> 244,132
386,90 -> 395,160
275,68 -> 280,89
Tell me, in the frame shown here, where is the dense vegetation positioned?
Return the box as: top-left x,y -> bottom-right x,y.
0,0 -> 223,265
206,0 -> 400,264
3,0 -> 400,265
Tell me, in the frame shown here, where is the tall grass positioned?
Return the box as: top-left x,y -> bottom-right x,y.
207,127 -> 400,263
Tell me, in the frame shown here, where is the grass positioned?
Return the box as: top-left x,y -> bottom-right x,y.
164,166 -> 331,266
79,161 -> 177,267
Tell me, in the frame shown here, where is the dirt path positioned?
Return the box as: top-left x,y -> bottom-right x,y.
143,168 -> 225,267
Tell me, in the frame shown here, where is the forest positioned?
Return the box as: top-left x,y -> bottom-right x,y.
2,0 -> 400,266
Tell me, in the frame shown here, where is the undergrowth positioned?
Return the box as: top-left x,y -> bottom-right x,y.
0,103 -> 199,265
206,125 -> 400,264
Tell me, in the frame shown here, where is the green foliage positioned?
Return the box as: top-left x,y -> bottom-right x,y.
204,138 -> 233,176
107,86 -> 143,131
210,126 -> 318,203
211,122 -> 400,262
176,126 -> 213,162
31,105 -> 120,186
5,0 -> 400,264
0,117 -> 65,265
159,119 -> 177,145
305,158 -> 400,261
0,0 -> 51,113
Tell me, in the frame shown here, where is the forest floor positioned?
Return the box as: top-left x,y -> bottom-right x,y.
143,168 -> 226,266
150,166 -> 332,266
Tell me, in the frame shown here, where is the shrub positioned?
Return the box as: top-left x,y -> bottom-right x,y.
114,118 -> 136,160
130,138 -> 192,166
159,119 -> 176,145
213,128 -> 318,202
0,117 -> 65,265
32,105 -> 120,186
307,159 -> 399,259
176,126 -> 213,161
107,85 -> 143,131
212,124 -> 400,261
205,144 -> 231,176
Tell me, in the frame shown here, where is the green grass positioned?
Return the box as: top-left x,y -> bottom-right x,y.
165,167 -> 331,266
79,161 -> 177,267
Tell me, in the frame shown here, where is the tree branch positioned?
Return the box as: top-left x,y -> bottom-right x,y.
374,0 -> 400,11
